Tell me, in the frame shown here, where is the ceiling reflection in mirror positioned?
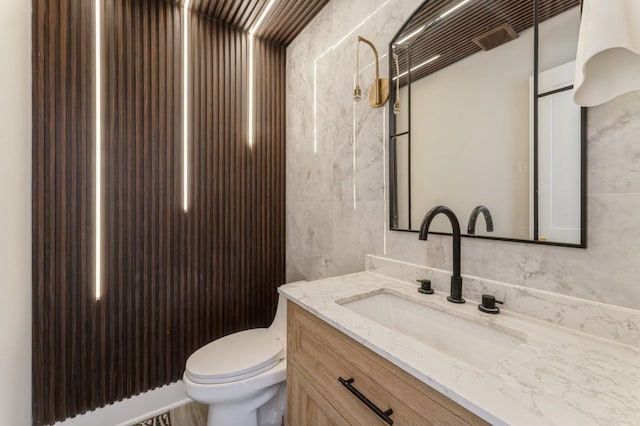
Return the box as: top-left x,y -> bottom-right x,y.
389,0 -> 586,247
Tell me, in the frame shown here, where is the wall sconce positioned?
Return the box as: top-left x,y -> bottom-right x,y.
573,0 -> 640,106
354,36 -> 389,108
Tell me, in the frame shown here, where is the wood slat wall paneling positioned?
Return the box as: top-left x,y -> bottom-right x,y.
32,0 -> 95,423
189,16 -> 287,335
252,36 -> 286,323
101,0 -> 185,412
33,0 -> 286,423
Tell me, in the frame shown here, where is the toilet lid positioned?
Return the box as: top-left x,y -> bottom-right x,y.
185,328 -> 284,384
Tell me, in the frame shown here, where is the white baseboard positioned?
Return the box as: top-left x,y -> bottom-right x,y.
54,381 -> 191,426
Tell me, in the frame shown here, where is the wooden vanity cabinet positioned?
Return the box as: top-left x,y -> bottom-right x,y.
286,301 -> 488,425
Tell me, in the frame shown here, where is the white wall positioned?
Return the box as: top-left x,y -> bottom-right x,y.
0,0 -> 32,425
286,0 -> 640,311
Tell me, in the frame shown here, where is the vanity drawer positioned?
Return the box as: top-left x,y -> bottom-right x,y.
288,362 -> 350,426
287,301 -> 487,425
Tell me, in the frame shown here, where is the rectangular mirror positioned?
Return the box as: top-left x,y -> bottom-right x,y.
389,0 -> 586,247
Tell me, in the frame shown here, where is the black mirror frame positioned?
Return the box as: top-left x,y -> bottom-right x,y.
388,0 -> 587,249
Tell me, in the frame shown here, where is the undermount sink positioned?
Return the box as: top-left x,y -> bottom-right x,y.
338,291 -> 523,369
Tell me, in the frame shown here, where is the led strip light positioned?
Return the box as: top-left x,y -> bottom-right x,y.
393,55 -> 441,80
95,0 -> 102,300
394,0 -> 475,46
183,0 -> 190,212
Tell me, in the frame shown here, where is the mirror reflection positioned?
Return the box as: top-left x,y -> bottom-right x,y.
389,0 -> 585,246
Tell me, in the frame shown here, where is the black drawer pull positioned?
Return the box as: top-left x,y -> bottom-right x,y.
338,377 -> 394,425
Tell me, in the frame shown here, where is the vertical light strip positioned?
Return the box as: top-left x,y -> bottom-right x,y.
352,99 -> 357,210
313,60 -> 317,153
182,0 -> 190,211
95,0 -> 102,300
248,36 -> 254,147
382,106 -> 387,255
247,0 -> 277,147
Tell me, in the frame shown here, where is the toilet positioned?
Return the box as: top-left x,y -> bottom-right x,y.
183,292 -> 289,426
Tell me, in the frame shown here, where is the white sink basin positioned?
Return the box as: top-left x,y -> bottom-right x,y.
339,291 -> 523,369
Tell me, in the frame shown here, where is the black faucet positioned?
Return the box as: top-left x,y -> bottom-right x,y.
467,205 -> 494,234
418,206 -> 465,304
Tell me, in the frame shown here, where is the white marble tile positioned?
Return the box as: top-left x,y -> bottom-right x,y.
588,91 -> 640,194
286,200 -> 386,281
286,202 -> 335,281
331,201 -> 385,274
286,143 -> 335,204
384,227 -> 426,265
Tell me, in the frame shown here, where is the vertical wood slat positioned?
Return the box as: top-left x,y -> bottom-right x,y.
186,5 -> 287,361
32,0 -> 96,424
33,0 -> 286,424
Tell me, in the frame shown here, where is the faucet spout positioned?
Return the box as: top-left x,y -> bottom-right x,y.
419,206 -> 465,304
467,205 -> 494,234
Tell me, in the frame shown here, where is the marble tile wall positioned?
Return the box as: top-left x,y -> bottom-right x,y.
286,0 -> 640,311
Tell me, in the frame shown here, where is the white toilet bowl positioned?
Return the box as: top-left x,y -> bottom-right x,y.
183,291 -> 289,426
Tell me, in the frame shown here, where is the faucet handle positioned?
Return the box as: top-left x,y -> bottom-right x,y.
478,294 -> 503,314
417,279 -> 434,295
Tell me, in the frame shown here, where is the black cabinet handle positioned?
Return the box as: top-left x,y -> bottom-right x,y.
338,377 -> 394,425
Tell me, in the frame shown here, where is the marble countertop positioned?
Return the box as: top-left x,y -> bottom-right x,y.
279,272 -> 640,425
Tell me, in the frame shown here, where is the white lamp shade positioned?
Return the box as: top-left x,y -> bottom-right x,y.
573,0 -> 640,107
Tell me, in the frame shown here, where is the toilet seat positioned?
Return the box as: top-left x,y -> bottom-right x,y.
185,328 -> 283,384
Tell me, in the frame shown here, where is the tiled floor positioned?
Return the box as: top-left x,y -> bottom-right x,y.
136,402 -> 208,426
169,402 -> 208,425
